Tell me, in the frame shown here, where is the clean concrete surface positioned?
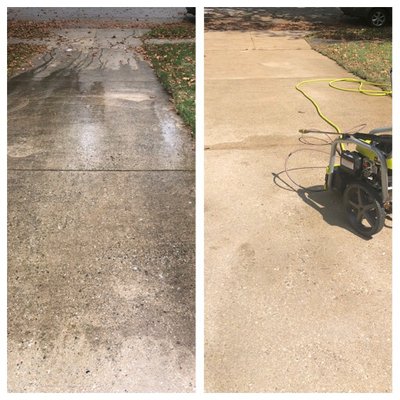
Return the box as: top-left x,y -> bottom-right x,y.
205,31 -> 391,393
205,78 -> 391,147
205,31 -> 310,51
8,28 -> 195,392
206,49 -> 345,79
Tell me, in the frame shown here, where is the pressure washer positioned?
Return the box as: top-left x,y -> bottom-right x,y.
291,78 -> 392,237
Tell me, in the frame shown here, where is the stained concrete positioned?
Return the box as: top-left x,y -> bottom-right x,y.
8,28 -> 195,392
205,30 -> 391,392
9,61 -> 193,171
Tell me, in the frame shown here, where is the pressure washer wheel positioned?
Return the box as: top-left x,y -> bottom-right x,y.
343,182 -> 386,237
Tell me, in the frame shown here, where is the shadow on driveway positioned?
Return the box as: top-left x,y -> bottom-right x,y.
205,7 -> 391,34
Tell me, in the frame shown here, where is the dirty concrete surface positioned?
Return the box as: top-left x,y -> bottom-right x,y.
204,24 -> 391,393
8,26 -> 195,392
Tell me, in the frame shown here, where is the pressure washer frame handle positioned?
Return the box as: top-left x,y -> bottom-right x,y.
368,126 -> 392,135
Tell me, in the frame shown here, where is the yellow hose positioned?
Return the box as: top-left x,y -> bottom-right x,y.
295,78 -> 392,135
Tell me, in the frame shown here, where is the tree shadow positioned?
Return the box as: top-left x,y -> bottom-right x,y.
205,7 -> 339,31
205,7 -> 392,40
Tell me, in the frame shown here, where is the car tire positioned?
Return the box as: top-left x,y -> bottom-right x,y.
367,8 -> 388,27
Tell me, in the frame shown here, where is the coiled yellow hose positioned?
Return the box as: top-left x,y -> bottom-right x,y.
295,78 -> 392,135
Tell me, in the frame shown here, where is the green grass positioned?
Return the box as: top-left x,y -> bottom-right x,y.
309,25 -> 391,41
308,27 -> 392,86
143,43 -> 195,134
144,23 -> 195,39
311,41 -> 392,85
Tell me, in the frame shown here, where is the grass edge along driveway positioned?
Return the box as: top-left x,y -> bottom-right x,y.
307,26 -> 392,85
140,23 -> 195,135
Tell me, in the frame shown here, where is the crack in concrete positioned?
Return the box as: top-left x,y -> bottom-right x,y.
98,48 -> 106,68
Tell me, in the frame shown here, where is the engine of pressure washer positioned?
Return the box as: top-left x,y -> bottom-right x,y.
338,148 -> 386,192
340,151 -> 363,174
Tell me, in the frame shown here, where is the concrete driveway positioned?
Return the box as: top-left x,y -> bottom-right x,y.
8,26 -> 195,392
205,28 -> 391,392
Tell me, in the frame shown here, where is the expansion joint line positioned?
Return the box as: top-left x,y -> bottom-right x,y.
250,33 -> 256,50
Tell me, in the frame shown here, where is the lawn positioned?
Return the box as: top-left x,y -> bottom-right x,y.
143,43 -> 195,134
140,24 -> 195,135
143,22 -> 195,39
308,26 -> 392,86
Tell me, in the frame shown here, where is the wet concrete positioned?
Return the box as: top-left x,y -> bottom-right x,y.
8,28 -> 195,392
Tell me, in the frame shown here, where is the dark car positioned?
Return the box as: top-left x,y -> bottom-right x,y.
340,7 -> 392,27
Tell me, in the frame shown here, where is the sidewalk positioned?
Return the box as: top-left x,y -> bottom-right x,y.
8,28 -> 195,392
205,30 -> 391,392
